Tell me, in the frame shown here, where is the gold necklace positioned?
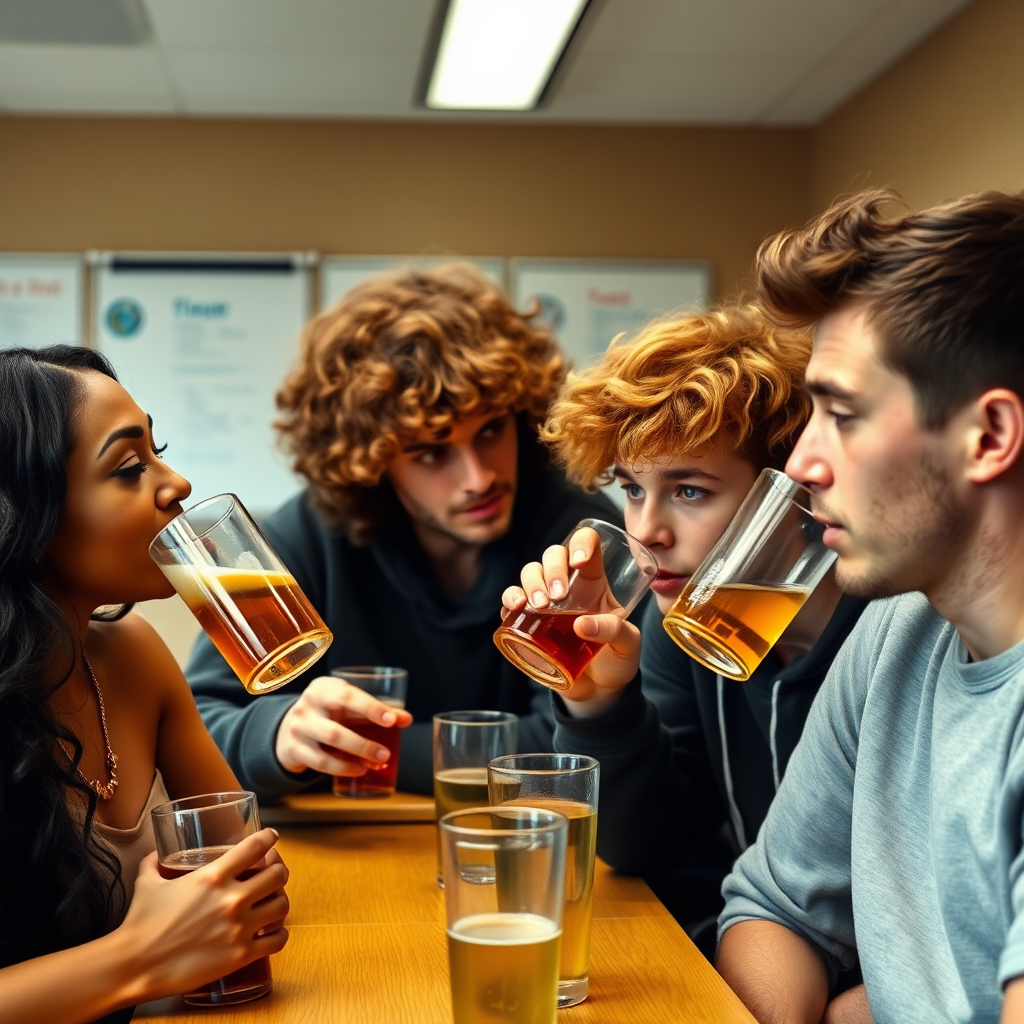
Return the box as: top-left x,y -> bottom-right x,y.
58,658 -> 119,801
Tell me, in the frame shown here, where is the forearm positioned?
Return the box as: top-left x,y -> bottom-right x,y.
717,920 -> 829,1024
0,928 -> 153,1024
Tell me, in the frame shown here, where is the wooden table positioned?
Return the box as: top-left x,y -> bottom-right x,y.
136,821 -> 755,1024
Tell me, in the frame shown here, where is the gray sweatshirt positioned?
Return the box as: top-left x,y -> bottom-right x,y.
720,592 -> 1024,1024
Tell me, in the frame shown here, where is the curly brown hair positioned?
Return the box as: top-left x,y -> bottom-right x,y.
276,263 -> 564,542
542,304 -> 812,489
755,187 -> 1024,428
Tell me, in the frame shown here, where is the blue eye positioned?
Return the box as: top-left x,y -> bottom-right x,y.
678,485 -> 707,502
620,482 -> 644,500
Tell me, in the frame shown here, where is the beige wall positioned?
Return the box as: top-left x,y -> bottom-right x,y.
812,0 -> 1024,212
0,117 -> 811,301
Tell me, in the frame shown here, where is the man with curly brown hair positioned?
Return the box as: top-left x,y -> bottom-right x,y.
500,303 -> 865,955
186,264 -> 618,800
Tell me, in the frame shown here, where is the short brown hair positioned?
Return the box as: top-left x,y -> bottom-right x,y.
755,188 -> 1024,428
276,263 -> 563,542
542,304 -> 811,489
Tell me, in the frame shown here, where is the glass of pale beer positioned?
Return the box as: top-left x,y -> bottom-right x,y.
488,754 -> 599,1007
440,805 -> 567,1024
493,518 -> 657,691
330,666 -> 408,798
663,468 -> 837,681
433,711 -> 519,886
149,493 -> 332,694
151,791 -> 273,1006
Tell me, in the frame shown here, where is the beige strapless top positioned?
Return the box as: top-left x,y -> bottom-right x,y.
92,769 -> 171,914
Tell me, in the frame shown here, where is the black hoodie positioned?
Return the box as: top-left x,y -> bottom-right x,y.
186,467 -> 618,802
552,592 -> 867,921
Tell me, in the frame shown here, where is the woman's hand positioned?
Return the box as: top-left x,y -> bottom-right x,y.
118,827 -> 290,1000
500,526 -> 641,716
274,676 -> 414,775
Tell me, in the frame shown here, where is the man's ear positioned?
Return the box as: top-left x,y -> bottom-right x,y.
963,388 -> 1024,484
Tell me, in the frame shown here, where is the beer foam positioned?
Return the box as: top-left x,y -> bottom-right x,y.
159,563 -> 292,602
448,913 -> 560,945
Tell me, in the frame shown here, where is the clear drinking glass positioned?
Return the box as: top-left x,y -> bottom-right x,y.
488,754 -> 599,1007
151,791 -> 272,1006
440,805 -> 567,1024
433,711 -> 519,885
330,666 -> 408,798
493,518 -> 656,691
149,493 -> 332,694
662,468 -> 838,680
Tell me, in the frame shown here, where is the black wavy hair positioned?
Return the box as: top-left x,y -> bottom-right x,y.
0,344 -> 127,968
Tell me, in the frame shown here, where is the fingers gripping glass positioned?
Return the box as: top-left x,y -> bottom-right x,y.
493,518 -> 656,691
662,468 -> 837,681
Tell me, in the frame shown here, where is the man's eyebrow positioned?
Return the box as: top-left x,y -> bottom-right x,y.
97,425 -> 145,459
806,380 -> 858,403
612,463 -> 722,483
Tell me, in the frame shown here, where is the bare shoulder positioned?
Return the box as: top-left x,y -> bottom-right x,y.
86,611 -> 185,703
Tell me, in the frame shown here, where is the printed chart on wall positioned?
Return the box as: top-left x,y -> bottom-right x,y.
0,255 -> 82,349
94,255 -> 311,517
321,255 -> 507,309
511,259 -> 712,370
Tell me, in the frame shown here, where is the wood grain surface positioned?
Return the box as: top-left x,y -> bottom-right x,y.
135,822 -> 755,1024
260,790 -> 436,825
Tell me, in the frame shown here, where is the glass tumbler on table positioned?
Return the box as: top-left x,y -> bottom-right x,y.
432,710 -> 518,886
150,791 -> 272,1006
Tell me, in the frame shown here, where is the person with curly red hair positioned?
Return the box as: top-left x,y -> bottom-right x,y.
500,302 -> 866,956
186,263 -> 618,799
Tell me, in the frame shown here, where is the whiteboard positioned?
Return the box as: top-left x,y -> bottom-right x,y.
0,255 -> 82,349
94,256 -> 311,518
321,255 -> 507,309
512,259 -> 712,370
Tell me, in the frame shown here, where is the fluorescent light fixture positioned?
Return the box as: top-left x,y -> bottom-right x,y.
426,0 -> 591,111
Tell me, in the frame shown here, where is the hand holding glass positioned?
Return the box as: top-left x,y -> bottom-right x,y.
433,711 -> 518,885
488,754 -> 599,1007
150,493 -> 332,694
330,666 -> 407,798
440,806 -> 567,1024
663,468 -> 838,680
151,792 -> 275,1006
493,518 -> 656,691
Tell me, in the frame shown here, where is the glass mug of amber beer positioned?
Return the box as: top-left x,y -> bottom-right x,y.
440,805 -> 567,1024
663,468 -> 838,680
488,754 -> 599,1007
330,666 -> 408,798
493,518 -> 657,691
150,493 -> 332,694
151,792 -> 272,1006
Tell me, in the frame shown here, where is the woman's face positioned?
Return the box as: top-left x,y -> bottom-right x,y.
42,371 -> 192,610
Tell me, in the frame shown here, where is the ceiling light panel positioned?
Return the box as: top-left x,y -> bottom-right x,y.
426,0 -> 590,111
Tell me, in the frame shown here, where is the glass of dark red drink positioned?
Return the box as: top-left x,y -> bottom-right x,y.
330,666 -> 408,798
493,518 -> 656,691
151,791 -> 273,1006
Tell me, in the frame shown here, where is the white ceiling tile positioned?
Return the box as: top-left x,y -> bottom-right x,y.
163,49 -> 420,117
144,0 -> 431,51
759,0 -> 973,123
0,43 -> 175,112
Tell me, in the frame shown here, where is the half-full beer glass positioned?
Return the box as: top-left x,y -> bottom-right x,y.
150,493 -> 332,694
151,791 -> 272,1006
493,518 -> 656,691
663,468 -> 837,680
330,666 -> 407,798
488,754 -> 599,1007
440,806 -> 567,1024
433,711 -> 518,886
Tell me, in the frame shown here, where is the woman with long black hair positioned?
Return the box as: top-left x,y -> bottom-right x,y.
0,345 -> 289,1023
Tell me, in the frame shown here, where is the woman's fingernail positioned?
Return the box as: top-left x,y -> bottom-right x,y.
550,580 -> 564,599
571,548 -> 586,564
383,711 -> 396,725
580,618 -> 598,637
532,590 -> 546,607
376,747 -> 390,761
